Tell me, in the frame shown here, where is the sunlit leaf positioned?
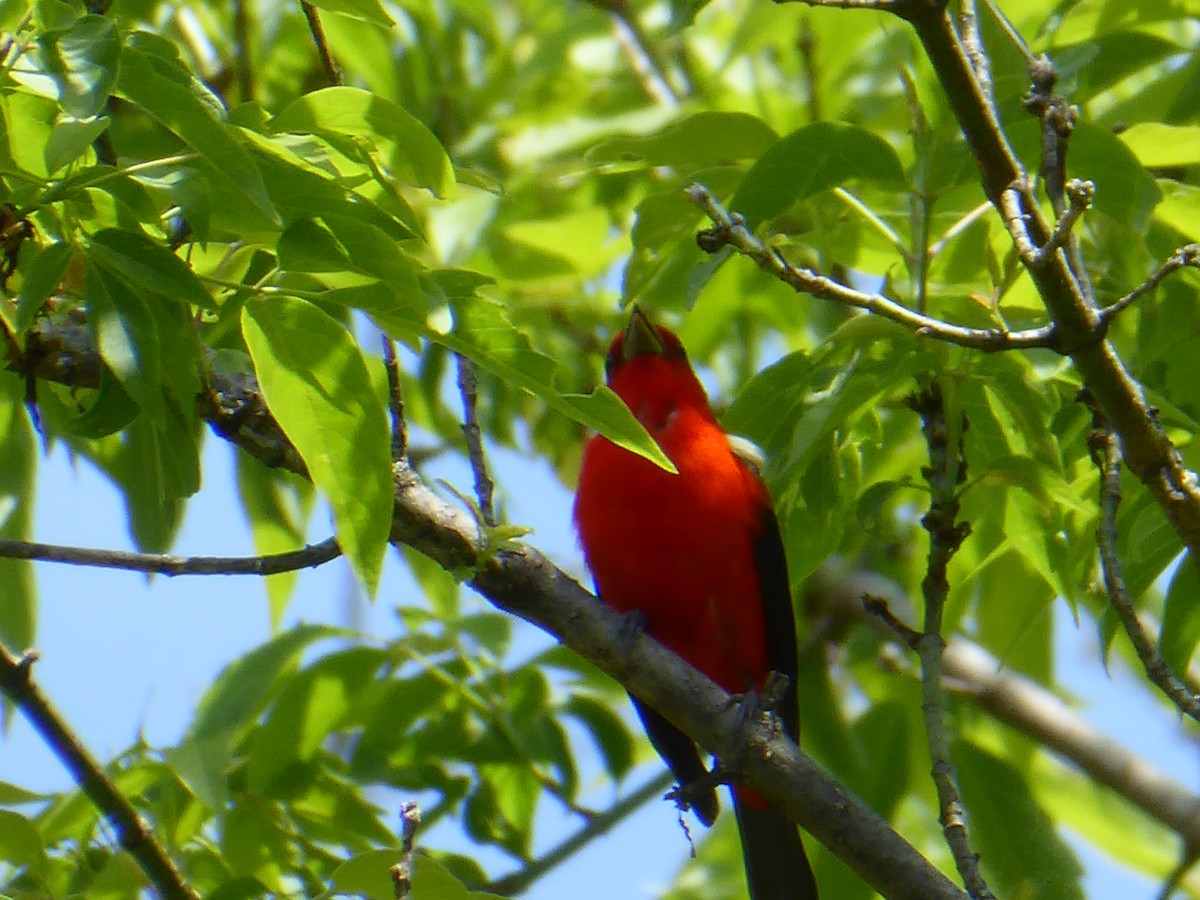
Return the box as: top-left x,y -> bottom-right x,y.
242,296 -> 392,594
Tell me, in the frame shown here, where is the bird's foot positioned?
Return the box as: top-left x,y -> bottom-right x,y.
665,769 -> 726,827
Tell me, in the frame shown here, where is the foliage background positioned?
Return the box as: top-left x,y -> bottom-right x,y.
1,0 -> 1199,897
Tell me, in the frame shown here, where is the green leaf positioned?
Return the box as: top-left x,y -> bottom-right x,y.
0,780 -> 45,805
0,89 -> 56,179
186,624 -> 343,742
0,809 -> 46,877
117,34 -> 275,223
730,122 -> 905,226
83,256 -> 202,501
319,213 -> 420,282
563,695 -> 635,780
305,0 -> 394,26
165,735 -> 231,811
1120,123 -> 1200,168
270,86 -> 454,196
587,111 -> 778,167
89,228 -> 214,310
37,15 -> 118,118
324,849 -> 407,899
15,241 -> 72,332
1160,553 -> 1200,675
60,368 -> 140,438
407,853 -> 507,900
467,763 -> 539,857
277,218 -> 354,273
1069,121 -> 1163,231
245,139 -> 417,240
954,740 -> 1085,900
236,455 -> 314,629
44,114 -> 109,173
242,295 -> 393,594
247,648 -> 386,794
0,378 -> 35,649
221,801 -> 290,883
435,292 -> 676,473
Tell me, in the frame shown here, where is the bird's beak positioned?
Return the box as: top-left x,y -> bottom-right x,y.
623,305 -> 664,361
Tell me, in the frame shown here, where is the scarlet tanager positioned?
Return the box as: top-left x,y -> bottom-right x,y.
574,306 -> 818,900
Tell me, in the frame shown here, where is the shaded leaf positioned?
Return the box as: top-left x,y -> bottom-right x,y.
588,111 -> 778,167
731,122 -> 904,227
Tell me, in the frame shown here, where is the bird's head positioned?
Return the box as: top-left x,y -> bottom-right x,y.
603,306 -> 712,431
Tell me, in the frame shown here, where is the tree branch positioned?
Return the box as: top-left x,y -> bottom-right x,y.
1099,244 -> 1200,325
686,182 -> 1058,352
7,321 -> 967,900
0,645 -> 199,899
1088,418 -> 1200,724
908,383 -> 994,899
0,536 -> 341,576
484,773 -> 674,895
390,801 -> 420,900
455,353 -> 497,528
382,334 -> 409,462
300,1 -> 340,86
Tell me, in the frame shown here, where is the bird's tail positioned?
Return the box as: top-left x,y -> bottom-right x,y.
733,793 -> 819,900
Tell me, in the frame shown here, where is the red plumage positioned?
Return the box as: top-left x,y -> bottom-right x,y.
573,306 -> 818,900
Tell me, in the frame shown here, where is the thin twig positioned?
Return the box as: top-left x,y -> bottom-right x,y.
484,773 -> 675,895
832,187 -> 907,257
1002,179 -> 1095,270
455,353 -> 497,528
1100,244 -> 1200,324
686,183 -> 1058,352
1018,49 -> 1096,304
797,18 -> 822,123
390,801 -> 421,900
588,0 -> 679,107
381,334 -> 409,461
0,644 -> 199,899
957,0 -> 993,108
0,536 -> 341,576
900,67 -> 934,313
928,201 -> 993,260
233,0 -> 254,101
863,593 -> 921,648
908,383 -> 995,900
1089,416 -> 1200,724
300,1 -> 340,86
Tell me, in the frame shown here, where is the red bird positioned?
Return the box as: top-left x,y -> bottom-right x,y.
574,306 -> 818,900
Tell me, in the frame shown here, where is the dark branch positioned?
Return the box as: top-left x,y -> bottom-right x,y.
1099,244 -> 1200,325
0,645 -> 199,899
908,383 -> 994,899
455,353 -> 497,528
300,2 -> 340,86
1088,416 -> 1200,724
0,536 -> 341,576
381,334 -> 409,461
390,801 -> 421,900
685,183 -> 1058,353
